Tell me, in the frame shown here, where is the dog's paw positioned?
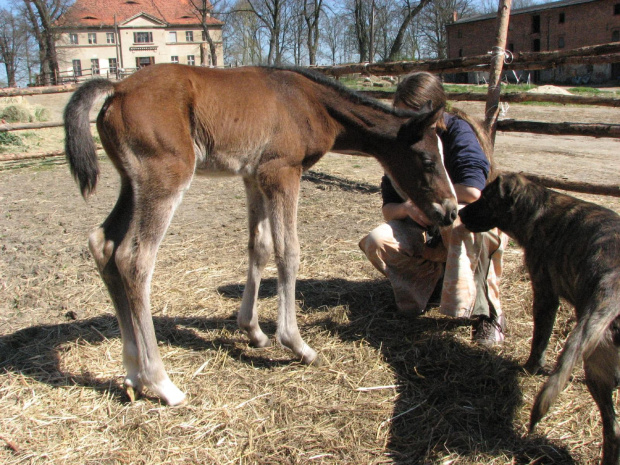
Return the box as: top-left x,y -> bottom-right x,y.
523,359 -> 542,375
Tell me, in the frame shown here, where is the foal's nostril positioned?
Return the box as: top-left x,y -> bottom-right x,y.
450,208 -> 458,222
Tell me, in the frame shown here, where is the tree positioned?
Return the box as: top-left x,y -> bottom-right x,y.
246,0 -> 292,65
417,0 -> 477,58
188,0 -> 227,67
0,8 -> 28,87
301,0 -> 324,65
320,8 -> 346,64
22,0 -> 69,85
224,0 -> 265,65
386,0 -> 432,61
351,0 -> 372,62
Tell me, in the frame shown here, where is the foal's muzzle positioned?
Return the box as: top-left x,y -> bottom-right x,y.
432,199 -> 458,227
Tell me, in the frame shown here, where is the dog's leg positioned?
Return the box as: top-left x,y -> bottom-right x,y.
524,276 -> 559,374
584,341 -> 620,465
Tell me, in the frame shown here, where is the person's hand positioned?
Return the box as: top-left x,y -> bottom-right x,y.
402,199 -> 432,228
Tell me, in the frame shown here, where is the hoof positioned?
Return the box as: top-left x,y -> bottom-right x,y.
249,337 -> 272,349
306,353 -> 326,367
298,344 -> 320,366
125,385 -> 141,403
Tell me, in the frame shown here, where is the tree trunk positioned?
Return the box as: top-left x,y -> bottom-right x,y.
387,0 -> 432,62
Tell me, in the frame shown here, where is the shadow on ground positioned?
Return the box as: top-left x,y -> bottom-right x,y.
0,277 -> 573,464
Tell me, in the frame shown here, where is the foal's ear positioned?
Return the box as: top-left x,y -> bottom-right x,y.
398,101 -> 444,145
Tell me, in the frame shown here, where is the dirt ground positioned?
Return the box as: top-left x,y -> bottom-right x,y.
0,90 -> 619,464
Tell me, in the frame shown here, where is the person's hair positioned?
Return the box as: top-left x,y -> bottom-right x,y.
394,72 -> 496,181
394,72 -> 447,130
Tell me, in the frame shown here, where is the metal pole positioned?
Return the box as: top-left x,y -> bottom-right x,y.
484,0 -> 512,145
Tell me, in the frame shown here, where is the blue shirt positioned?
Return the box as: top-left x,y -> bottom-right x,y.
382,113 -> 490,205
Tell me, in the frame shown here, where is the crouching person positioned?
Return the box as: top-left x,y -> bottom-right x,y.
359,72 -> 507,345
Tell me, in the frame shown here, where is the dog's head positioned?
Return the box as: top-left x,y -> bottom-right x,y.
459,173 -> 531,233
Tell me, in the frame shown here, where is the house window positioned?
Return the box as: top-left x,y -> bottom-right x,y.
171,56 -> 179,63
136,56 -> 155,68
457,30 -> 462,38
615,3 -> 620,14
458,48 -> 463,57
108,58 -> 117,74
186,31 -> 194,42
169,31 -> 177,42
88,33 -> 97,44
532,15 -> 540,33
91,58 -> 100,75
613,29 -> 620,41
532,38 -> 541,52
134,32 -> 153,43
559,12 -> 565,23
558,36 -> 565,48
69,33 -> 78,44
187,55 -> 195,66
106,33 -> 115,44
72,59 -> 82,76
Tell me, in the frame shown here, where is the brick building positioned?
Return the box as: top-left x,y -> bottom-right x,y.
54,0 -> 224,82
446,0 -> 620,84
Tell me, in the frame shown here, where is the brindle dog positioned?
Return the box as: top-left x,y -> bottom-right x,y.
459,173 -> 620,465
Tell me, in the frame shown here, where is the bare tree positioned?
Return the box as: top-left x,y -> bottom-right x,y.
225,0 -> 265,65
302,0 -> 324,65
246,0 -> 292,65
386,0 -> 432,61
351,0 -> 371,62
22,0 -> 69,85
187,0 -> 228,66
417,0 -> 476,59
0,8 -> 28,87
320,8 -> 346,64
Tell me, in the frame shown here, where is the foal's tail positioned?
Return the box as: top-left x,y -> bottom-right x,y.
64,78 -> 115,198
529,294 -> 619,432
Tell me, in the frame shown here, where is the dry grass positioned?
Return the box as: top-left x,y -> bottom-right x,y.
1,153 -> 619,464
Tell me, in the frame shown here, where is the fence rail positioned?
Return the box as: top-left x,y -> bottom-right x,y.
1,45 -> 618,196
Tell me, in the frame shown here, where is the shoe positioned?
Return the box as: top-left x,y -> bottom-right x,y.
472,314 -> 506,346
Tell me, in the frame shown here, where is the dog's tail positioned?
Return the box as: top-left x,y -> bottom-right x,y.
64,78 -> 115,198
529,291 -> 620,432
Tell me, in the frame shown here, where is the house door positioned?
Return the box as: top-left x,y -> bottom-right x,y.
136,57 -> 155,68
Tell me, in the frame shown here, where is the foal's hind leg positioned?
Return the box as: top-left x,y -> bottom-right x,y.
259,164 -> 318,365
584,342 -> 620,465
90,168 -> 191,406
237,177 -> 272,348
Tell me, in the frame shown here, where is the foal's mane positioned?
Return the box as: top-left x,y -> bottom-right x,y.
263,66 -> 418,120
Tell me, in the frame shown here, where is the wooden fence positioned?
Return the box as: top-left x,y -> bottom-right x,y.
0,43 -> 618,196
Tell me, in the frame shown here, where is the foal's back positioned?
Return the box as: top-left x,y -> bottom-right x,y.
99,65 -> 340,177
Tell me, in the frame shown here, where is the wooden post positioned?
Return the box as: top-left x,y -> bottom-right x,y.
484,0 -> 513,145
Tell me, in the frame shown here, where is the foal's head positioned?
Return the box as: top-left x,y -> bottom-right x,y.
385,72 -> 457,226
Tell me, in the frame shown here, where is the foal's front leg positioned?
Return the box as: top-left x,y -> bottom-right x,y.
260,165 -> 318,365
237,178 -> 272,348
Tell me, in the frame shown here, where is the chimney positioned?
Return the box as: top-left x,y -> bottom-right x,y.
452,11 -> 458,22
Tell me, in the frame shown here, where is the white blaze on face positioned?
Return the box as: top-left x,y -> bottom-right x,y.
436,134 -> 457,199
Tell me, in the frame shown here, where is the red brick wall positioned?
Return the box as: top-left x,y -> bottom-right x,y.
447,0 -> 620,58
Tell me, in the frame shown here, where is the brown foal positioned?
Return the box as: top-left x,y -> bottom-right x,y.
64,64 -> 457,405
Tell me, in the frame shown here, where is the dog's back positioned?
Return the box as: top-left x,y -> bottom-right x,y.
459,174 -> 620,464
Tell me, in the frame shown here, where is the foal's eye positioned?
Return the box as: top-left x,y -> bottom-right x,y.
421,157 -> 435,172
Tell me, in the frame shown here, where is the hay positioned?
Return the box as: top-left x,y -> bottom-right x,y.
1,153 -> 619,464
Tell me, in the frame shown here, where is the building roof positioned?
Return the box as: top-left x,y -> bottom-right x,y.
57,0 -> 223,28
450,0 -> 598,25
